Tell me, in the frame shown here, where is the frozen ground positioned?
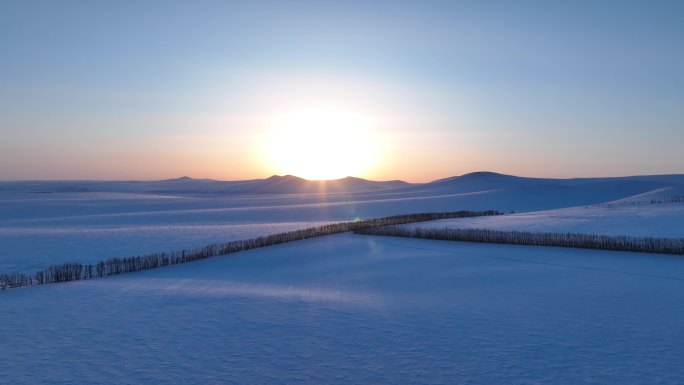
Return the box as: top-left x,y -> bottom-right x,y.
3,173 -> 684,384
2,233 -> 684,384
0,220 -> 333,273
3,172 -> 682,273
402,202 -> 684,238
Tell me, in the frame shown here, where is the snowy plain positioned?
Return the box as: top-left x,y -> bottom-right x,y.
2,172 -> 682,273
3,234 -> 684,384
401,202 -> 684,238
2,172 -> 684,384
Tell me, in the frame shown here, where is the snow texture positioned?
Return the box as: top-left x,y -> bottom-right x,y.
402,202 -> 684,238
2,234 -> 684,384
3,172 -> 682,273
3,172 -> 684,384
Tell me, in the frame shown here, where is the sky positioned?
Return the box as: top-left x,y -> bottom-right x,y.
1,0 -> 683,182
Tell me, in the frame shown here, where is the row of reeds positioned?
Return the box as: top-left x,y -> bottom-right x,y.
355,225 -> 684,255
0,210 -> 501,290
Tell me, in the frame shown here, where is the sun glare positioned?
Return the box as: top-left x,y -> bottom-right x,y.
263,108 -> 380,180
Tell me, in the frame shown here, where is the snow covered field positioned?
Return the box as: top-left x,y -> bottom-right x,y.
3,172 -> 682,273
402,202 -> 684,238
3,233 -> 684,384
3,173 -> 684,384
0,193 -> 339,273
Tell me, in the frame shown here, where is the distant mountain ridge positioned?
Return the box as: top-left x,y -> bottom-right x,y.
424,171 -> 684,192
426,171 -> 545,192
1,172 -> 683,201
0,175 -> 411,195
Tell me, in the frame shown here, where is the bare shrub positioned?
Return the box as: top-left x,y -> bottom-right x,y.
356,226 -> 684,255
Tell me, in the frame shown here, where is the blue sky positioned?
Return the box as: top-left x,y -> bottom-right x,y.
1,0 -> 682,181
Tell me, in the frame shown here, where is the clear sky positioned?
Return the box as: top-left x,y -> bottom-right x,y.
1,0 -> 682,182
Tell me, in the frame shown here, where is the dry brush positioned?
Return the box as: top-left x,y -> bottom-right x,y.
0,210 -> 500,290
356,226 -> 684,255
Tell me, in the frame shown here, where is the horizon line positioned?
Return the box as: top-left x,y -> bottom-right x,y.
2,170 -> 684,184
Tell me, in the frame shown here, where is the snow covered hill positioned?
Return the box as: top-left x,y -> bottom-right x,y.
2,171 -> 683,273
3,172 -> 684,384
2,171 -> 682,199
0,175 -> 411,195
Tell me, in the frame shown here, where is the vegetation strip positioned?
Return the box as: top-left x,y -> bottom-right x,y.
355,226 -> 684,255
0,210 -> 500,290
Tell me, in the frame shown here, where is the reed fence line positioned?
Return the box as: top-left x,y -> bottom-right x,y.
1,210 -> 500,290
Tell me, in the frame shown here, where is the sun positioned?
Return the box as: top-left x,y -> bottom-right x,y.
262,108 -> 380,180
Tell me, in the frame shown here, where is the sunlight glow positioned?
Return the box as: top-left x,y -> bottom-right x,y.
262,108 -> 380,180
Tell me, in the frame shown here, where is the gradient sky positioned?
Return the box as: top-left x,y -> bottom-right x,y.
1,0 -> 683,182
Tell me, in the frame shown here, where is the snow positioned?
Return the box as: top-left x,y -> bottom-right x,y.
2,233 -> 684,384
3,173 -> 684,383
3,172 -> 682,273
0,221 -> 333,273
402,202 -> 684,238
